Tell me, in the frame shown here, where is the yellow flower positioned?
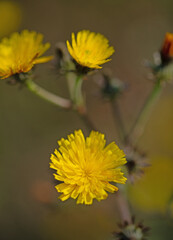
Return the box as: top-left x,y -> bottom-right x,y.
0,30 -> 53,79
50,130 -> 127,205
66,30 -> 115,69
0,1 -> 21,38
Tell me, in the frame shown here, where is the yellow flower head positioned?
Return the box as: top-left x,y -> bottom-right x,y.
0,30 -> 53,79
66,30 -> 115,69
50,130 -> 127,205
0,1 -> 21,38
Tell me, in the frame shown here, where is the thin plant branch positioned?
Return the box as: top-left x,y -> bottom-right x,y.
111,99 -> 126,144
125,80 -> 162,146
116,191 -> 132,223
25,78 -> 72,109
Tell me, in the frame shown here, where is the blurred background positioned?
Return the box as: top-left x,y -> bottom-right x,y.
0,0 -> 173,239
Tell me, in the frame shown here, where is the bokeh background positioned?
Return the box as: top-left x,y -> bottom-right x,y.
0,0 -> 173,239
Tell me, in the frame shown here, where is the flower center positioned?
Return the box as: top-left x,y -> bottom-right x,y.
85,49 -> 90,55
79,167 -> 93,184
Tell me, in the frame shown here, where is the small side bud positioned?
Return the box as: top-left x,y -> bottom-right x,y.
146,33 -> 173,83
124,146 -> 150,184
160,33 -> 173,66
113,217 -> 150,240
53,42 -> 72,73
97,69 -> 126,100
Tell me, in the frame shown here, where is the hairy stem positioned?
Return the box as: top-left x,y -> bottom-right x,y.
126,80 -> 162,145
25,78 -> 72,109
73,75 -> 84,107
111,100 -> 126,144
116,191 -> 132,223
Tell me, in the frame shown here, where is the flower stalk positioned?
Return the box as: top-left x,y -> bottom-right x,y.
73,75 -> 84,108
126,79 -> 162,145
111,99 -> 126,144
116,191 -> 132,224
25,78 -> 72,109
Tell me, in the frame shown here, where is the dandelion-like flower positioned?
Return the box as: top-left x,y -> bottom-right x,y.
0,30 -> 52,79
50,130 -> 127,205
66,30 -> 115,69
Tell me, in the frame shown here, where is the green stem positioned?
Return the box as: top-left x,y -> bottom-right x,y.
25,78 -> 72,109
73,75 -> 83,106
66,70 -> 96,131
65,66 -> 85,109
116,191 -> 132,223
126,80 -> 162,145
73,75 -> 96,132
111,100 -> 126,144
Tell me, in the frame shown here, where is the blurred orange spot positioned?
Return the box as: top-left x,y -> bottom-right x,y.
30,180 -> 56,204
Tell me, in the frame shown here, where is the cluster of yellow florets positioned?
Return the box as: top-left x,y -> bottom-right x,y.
0,29 -> 114,79
66,30 -> 115,69
0,30 -> 52,79
50,130 -> 127,205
